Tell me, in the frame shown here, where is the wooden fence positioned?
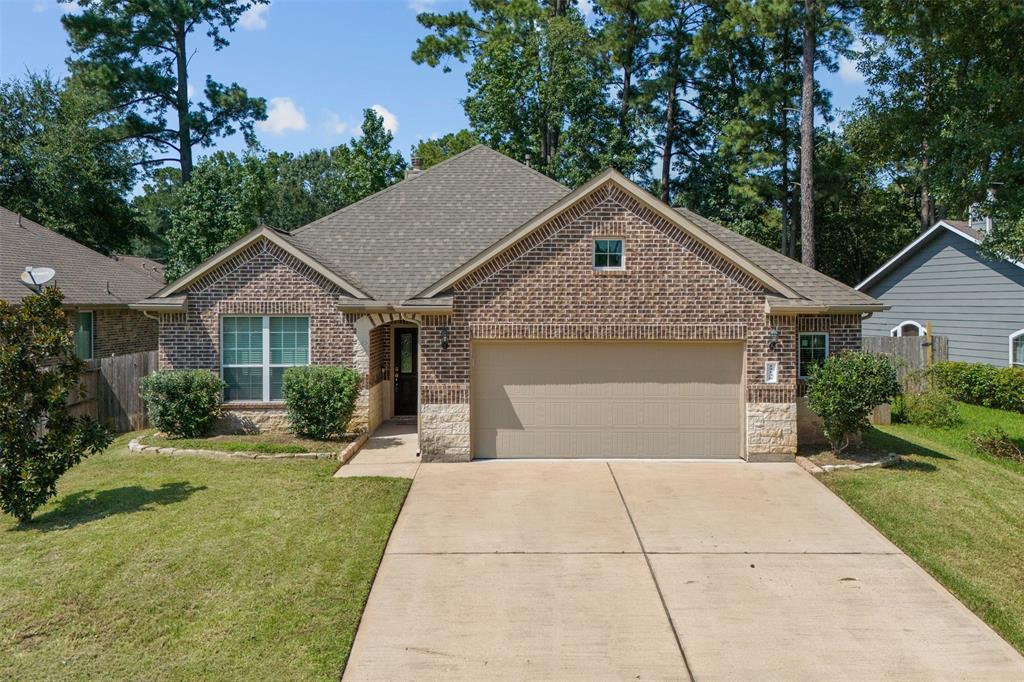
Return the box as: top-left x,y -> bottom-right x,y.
863,335 -> 949,392
67,350 -> 159,432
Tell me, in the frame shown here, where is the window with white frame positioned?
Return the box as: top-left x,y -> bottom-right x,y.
890,320 -> 924,337
799,333 -> 829,379
221,316 -> 309,402
593,238 -> 624,269
1011,329 -> 1024,368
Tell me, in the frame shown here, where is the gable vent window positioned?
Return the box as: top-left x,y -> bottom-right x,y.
593,238 -> 624,270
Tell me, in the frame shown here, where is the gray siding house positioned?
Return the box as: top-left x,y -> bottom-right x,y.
857,220 -> 1024,367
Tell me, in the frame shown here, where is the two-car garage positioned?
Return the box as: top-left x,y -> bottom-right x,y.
471,341 -> 744,459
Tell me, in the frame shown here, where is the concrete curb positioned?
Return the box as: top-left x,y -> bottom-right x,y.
338,432 -> 370,465
128,436 -> 339,461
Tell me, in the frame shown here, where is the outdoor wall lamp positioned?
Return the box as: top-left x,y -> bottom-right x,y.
768,327 -> 781,351
440,326 -> 450,350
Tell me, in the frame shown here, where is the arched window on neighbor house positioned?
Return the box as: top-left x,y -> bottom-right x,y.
890,320 -> 925,337
1011,329 -> 1024,368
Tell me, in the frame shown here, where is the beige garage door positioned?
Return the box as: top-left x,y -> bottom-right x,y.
472,341 -> 743,459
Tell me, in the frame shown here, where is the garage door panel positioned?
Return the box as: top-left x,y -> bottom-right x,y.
472,342 -> 743,459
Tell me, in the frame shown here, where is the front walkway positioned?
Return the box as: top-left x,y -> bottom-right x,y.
343,460 -> 1024,680
334,421 -> 419,479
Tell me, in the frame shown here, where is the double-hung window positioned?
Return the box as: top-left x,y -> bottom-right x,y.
1011,329 -> 1024,368
221,316 -> 309,402
798,333 -> 829,379
74,311 -> 94,360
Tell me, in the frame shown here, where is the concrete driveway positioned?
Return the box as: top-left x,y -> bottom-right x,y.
343,461 -> 1024,680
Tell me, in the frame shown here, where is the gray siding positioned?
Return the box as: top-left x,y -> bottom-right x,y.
862,229 -> 1024,366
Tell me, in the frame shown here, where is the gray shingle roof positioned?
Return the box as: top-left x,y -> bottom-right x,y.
0,207 -> 164,306
675,207 -> 882,308
289,145 -> 570,300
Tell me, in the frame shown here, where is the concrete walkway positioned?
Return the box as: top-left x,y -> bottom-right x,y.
334,421 -> 419,479
344,460 -> 1024,680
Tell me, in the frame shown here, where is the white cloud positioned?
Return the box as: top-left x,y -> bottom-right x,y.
371,104 -> 399,134
58,1 -> 81,14
408,0 -> 439,12
323,111 -> 350,136
239,3 -> 270,30
33,1 -> 48,13
838,40 -> 865,83
577,0 -> 594,17
257,97 -> 308,135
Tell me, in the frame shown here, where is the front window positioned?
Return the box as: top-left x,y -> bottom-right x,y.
74,311 -> 93,360
1011,330 -> 1024,368
799,333 -> 829,379
593,238 -> 624,269
222,316 -> 309,401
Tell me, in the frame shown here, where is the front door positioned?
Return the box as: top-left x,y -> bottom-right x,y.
394,328 -> 418,416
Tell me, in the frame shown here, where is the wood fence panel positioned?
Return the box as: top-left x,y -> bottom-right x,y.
66,351 -> 158,432
863,335 -> 949,393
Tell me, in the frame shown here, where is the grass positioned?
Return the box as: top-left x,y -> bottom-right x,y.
141,430 -> 351,455
822,403 -> 1024,653
0,433 -> 410,680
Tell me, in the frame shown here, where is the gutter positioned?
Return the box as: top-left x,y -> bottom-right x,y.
338,300 -> 453,315
765,301 -> 890,315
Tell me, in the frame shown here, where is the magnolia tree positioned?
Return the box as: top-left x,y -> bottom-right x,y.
0,288 -> 111,522
806,351 -> 900,453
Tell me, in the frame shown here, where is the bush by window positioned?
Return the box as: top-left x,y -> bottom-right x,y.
141,370 -> 224,438
281,365 -> 361,439
806,351 -> 900,453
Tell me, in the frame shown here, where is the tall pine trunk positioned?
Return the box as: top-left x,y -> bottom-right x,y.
661,81 -> 677,204
175,25 -> 192,183
799,0 -> 816,269
919,70 -> 935,232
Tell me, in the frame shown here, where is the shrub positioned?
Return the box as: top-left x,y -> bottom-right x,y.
0,287 -> 111,522
282,366 -> 361,439
900,389 -> 962,428
141,370 -> 224,438
806,351 -> 900,453
931,362 -> 1024,413
968,427 -> 1024,463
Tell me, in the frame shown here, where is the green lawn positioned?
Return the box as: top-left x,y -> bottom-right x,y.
0,434 -> 410,680
823,403 -> 1024,653
141,430 -> 349,455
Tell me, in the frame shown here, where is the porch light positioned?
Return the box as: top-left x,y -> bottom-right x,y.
768,327 -> 781,351
440,326 -> 450,350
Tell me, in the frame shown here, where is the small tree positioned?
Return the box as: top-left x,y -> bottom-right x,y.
805,351 -> 900,453
0,288 -> 111,522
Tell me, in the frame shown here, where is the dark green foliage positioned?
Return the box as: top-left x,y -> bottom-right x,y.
411,129 -> 482,169
0,73 -> 141,254
0,288 -> 112,522
969,427 -> 1024,463
140,370 -> 224,438
931,362 -> 1024,414
282,366 -> 361,440
806,351 -> 900,453
896,389 -> 962,429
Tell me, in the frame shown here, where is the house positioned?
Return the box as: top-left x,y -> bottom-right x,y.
1,206 -> 164,359
856,219 -> 1024,367
133,146 -> 885,461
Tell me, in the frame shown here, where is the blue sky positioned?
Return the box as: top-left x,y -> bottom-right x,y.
1,0 -> 867,163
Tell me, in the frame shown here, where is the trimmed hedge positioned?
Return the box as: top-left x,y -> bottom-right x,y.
141,370 -> 224,438
282,365 -> 361,439
806,351 -> 900,453
931,362 -> 1024,414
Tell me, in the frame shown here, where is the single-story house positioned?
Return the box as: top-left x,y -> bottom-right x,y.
134,146 -> 885,462
1,206 -> 164,359
856,219 -> 1024,367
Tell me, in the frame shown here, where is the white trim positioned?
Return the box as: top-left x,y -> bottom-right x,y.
417,169 -> 802,300
856,220 -> 1024,292
798,332 -> 829,380
1010,329 -> 1024,368
220,314 -> 311,403
592,237 -> 625,271
890,320 -> 925,337
156,226 -> 369,300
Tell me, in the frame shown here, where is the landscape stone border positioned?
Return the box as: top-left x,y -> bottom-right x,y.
797,453 -> 901,474
128,434 -> 362,462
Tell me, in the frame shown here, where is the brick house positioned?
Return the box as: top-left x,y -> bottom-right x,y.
135,146 -> 886,461
1,206 -> 163,359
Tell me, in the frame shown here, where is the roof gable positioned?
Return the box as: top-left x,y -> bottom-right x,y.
418,169 -> 802,300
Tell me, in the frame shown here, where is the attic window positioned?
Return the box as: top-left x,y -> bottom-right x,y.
593,238 -> 624,270
890,320 -> 924,337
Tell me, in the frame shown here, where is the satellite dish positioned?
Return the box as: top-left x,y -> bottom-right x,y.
20,266 -> 56,292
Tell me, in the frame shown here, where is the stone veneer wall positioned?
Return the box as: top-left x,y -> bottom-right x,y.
158,240 -> 363,434
415,182 -> 860,462
93,308 -> 159,357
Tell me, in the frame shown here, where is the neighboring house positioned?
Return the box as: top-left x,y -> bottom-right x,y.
134,146 -> 884,462
1,206 -> 164,359
857,219 -> 1024,367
